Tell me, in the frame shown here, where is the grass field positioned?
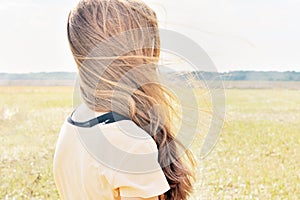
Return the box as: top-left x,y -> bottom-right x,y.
0,86 -> 299,199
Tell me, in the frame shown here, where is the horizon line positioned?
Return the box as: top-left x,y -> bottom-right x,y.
1,70 -> 300,74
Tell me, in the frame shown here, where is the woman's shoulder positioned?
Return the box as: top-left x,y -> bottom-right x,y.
65,108 -> 156,153
62,104 -> 158,162
101,119 -> 158,154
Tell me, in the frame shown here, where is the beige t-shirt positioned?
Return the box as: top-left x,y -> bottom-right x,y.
53,105 -> 170,200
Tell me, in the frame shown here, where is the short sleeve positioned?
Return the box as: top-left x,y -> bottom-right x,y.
111,140 -> 170,198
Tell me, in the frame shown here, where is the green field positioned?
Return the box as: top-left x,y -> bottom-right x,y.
0,87 -> 299,199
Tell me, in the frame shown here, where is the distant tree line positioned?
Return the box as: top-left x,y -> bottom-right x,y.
1,71 -> 300,81
0,72 -> 77,80
219,71 -> 300,81
180,71 -> 300,81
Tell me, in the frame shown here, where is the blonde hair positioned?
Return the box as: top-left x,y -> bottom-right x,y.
67,0 -> 196,199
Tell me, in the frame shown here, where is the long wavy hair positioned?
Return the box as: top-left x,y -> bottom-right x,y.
67,0 -> 196,199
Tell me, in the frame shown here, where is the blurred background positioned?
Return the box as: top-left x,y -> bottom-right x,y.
0,0 -> 299,199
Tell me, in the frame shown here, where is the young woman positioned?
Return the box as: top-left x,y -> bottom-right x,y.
53,0 -> 196,199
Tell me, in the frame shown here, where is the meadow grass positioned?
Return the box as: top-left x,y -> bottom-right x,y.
0,87 -> 299,199
0,87 -> 73,199
194,89 -> 300,199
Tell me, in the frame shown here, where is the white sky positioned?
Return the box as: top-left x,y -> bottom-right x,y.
0,0 -> 299,73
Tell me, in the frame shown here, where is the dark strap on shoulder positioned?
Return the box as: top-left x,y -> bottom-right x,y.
67,111 -> 130,128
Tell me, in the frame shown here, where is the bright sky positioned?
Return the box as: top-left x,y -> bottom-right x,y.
0,0 -> 299,73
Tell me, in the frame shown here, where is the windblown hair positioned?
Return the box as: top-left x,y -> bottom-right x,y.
67,0 -> 196,199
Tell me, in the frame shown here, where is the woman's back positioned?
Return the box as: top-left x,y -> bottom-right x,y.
54,0 -> 196,199
53,104 -> 170,199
